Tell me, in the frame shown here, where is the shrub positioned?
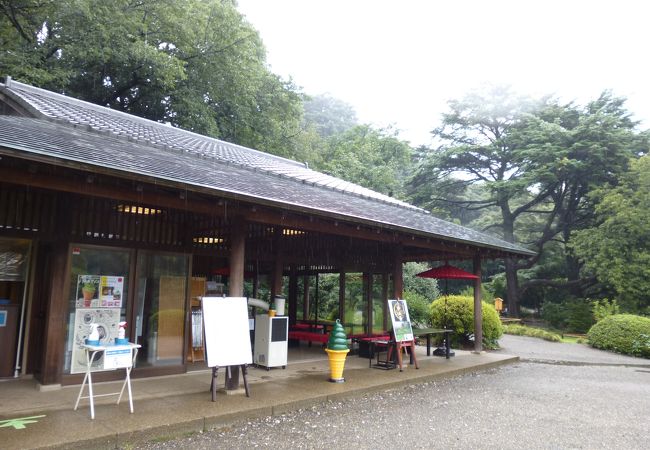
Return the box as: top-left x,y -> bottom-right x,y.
403,290 -> 432,327
592,298 -> 620,322
541,298 -> 595,333
429,295 -> 503,349
503,324 -> 562,342
587,314 -> 650,358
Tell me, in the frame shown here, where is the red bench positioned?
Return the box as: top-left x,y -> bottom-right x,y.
288,330 -> 329,344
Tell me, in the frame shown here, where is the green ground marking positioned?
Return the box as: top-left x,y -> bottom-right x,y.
0,415 -> 46,430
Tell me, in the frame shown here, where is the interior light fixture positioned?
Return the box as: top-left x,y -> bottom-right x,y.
193,237 -> 224,244
282,228 -> 305,236
116,205 -> 162,215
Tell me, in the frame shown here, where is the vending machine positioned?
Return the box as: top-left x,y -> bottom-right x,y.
254,314 -> 288,369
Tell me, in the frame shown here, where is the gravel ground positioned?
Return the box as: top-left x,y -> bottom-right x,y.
137,338 -> 650,450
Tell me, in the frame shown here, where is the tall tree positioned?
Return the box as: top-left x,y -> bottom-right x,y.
318,124 -> 413,198
409,87 -> 646,314
0,0 -> 305,157
303,93 -> 357,138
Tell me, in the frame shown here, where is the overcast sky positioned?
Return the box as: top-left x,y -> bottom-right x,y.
237,0 -> 650,147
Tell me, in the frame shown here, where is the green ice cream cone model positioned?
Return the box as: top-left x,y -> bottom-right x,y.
325,319 -> 350,383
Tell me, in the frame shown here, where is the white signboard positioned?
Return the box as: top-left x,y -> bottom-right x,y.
202,297 -> 252,367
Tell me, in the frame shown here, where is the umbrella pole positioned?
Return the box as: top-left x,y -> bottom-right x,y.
314,273 -> 319,329
434,278 -> 455,357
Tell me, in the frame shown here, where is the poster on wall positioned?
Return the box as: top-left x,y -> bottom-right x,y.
388,299 -> 414,342
70,308 -> 121,374
75,275 -> 124,308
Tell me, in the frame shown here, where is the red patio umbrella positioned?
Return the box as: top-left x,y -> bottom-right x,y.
416,264 -> 478,357
415,263 -> 478,280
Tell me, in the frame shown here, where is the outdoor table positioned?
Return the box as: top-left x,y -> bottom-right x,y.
413,328 -> 453,358
74,342 -> 141,419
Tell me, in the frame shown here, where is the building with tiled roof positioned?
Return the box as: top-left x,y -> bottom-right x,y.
0,77 -> 531,387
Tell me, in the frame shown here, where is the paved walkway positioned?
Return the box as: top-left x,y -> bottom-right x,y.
497,334 -> 650,366
0,346 -> 516,449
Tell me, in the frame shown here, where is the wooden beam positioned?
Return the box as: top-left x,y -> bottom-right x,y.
0,164 -> 522,262
0,166 -> 233,216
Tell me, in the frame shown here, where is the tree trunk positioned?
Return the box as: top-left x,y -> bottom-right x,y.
505,257 -> 519,316
500,202 -> 520,316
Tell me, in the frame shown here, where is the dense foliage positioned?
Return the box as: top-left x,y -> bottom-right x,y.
0,0 -> 305,157
592,299 -> 620,323
571,156 -> 650,313
429,295 -> 503,349
402,291 -> 432,328
587,314 -> 650,358
317,125 -> 413,198
540,298 -> 594,333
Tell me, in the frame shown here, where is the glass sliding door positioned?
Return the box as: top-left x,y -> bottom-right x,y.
134,252 -> 189,367
65,246 -> 131,374
343,273 -> 365,335
0,238 -> 31,378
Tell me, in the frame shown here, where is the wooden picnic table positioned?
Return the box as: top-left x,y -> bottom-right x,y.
412,328 -> 453,358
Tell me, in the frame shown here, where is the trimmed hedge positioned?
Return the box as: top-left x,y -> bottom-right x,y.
503,324 -> 562,342
587,314 -> 650,358
429,295 -> 503,349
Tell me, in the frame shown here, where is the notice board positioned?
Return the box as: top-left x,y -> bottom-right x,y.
388,299 -> 414,342
202,297 -> 253,367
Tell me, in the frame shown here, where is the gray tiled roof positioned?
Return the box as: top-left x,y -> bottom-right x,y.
0,79 -> 534,256
2,79 -> 419,211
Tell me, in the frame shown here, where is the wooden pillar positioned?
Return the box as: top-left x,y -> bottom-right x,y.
382,272 -> 389,332
228,218 -> 246,297
338,269 -> 346,323
364,272 -> 372,335
288,265 -> 298,324
226,217 -> 246,390
40,242 -> 69,386
393,246 -> 403,299
40,195 -> 72,386
302,275 -> 310,321
252,261 -> 259,299
473,254 -> 483,353
271,259 -> 283,298
271,227 -> 283,298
